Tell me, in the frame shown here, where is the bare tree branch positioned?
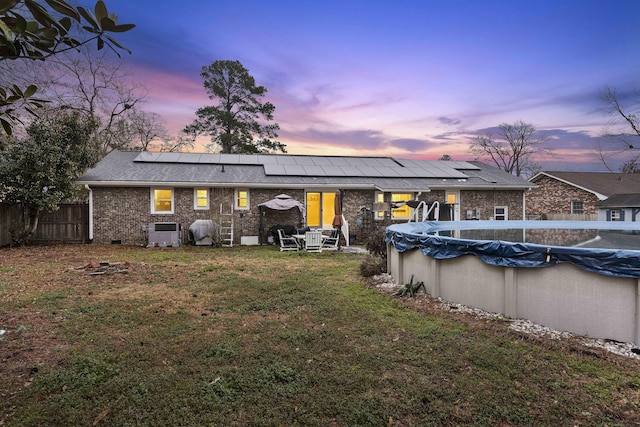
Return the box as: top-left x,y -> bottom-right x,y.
598,85 -> 640,172
469,120 -> 551,177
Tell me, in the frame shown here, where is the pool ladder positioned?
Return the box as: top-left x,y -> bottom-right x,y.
408,201 -> 440,222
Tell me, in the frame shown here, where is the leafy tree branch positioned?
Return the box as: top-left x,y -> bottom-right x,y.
0,0 -> 135,135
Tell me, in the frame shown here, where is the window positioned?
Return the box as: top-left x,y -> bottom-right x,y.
194,188 -> 209,210
235,189 -> 249,210
446,192 -> 457,205
375,192 -> 413,220
151,188 -> 174,214
493,206 -> 508,220
610,209 -> 622,221
306,191 -> 336,227
571,201 -> 584,214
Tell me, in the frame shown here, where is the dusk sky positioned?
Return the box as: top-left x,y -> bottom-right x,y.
103,0 -> 640,171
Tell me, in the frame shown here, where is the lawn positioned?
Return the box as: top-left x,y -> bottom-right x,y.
1,244 -> 639,426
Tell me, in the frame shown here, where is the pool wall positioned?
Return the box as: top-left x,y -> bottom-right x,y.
387,221 -> 640,345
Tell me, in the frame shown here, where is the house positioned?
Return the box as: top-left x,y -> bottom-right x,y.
76,151 -> 535,245
597,193 -> 640,222
527,171 -> 640,221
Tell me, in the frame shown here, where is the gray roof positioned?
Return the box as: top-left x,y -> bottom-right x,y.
77,151 -> 534,192
598,193 -> 640,208
530,171 -> 640,199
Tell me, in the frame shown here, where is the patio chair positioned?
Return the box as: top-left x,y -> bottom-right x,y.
277,229 -> 299,252
305,230 -> 323,252
322,229 -> 340,251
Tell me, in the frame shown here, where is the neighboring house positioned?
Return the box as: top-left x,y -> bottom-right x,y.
597,193 -> 640,222
527,172 -> 640,221
76,151 -> 535,245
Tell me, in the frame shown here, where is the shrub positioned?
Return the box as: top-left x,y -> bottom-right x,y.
366,227 -> 387,260
360,254 -> 386,277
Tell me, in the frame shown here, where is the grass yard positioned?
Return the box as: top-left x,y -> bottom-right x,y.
1,244 -> 639,426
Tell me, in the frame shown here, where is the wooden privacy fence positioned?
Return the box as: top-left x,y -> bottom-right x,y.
544,213 -> 598,221
0,204 -> 89,246
0,203 -> 19,246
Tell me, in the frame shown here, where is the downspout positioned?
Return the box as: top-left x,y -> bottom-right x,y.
85,185 -> 93,242
522,190 -> 527,220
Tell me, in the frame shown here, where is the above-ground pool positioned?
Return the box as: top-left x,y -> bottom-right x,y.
386,220 -> 640,344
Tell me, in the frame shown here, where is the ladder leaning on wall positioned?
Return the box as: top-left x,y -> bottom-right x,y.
219,203 -> 234,247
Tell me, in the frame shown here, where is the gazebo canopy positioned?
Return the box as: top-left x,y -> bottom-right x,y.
258,194 -> 305,214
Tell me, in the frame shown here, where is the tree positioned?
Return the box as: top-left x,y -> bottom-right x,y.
620,159 -> 639,174
598,85 -> 640,172
185,60 -> 285,154
0,46 -> 172,155
439,154 -> 452,161
0,112 -> 100,244
0,0 -> 134,135
469,120 -> 549,177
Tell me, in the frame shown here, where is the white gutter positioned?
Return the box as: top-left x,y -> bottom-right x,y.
84,185 -> 93,242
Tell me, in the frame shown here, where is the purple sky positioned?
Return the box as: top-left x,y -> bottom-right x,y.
103,0 -> 640,171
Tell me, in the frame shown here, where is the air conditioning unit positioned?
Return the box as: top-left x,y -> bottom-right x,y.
147,222 -> 181,247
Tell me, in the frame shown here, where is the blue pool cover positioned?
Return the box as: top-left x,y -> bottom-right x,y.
386,221 -> 640,278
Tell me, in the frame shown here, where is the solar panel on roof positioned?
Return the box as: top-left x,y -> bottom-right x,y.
363,167 -> 384,177
329,158 -> 350,166
177,153 -> 201,163
257,155 -> 278,164
198,154 -> 220,163
263,164 -> 286,175
398,168 -> 420,177
395,159 -> 470,178
133,152 -> 160,162
439,161 -> 476,170
379,158 -> 402,167
219,154 -> 240,164
130,151 -> 475,178
311,157 -> 334,166
321,166 -> 344,176
284,165 -> 306,175
375,166 -> 400,176
237,156 -> 262,164
356,158 -> 378,167
275,156 -> 297,165
294,156 -> 316,165
303,165 -> 326,176
157,152 -> 182,162
338,166 -> 353,176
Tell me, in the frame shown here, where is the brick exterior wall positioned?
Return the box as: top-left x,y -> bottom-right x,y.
526,176 -> 600,217
461,190 -> 524,220
90,186 -> 526,245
